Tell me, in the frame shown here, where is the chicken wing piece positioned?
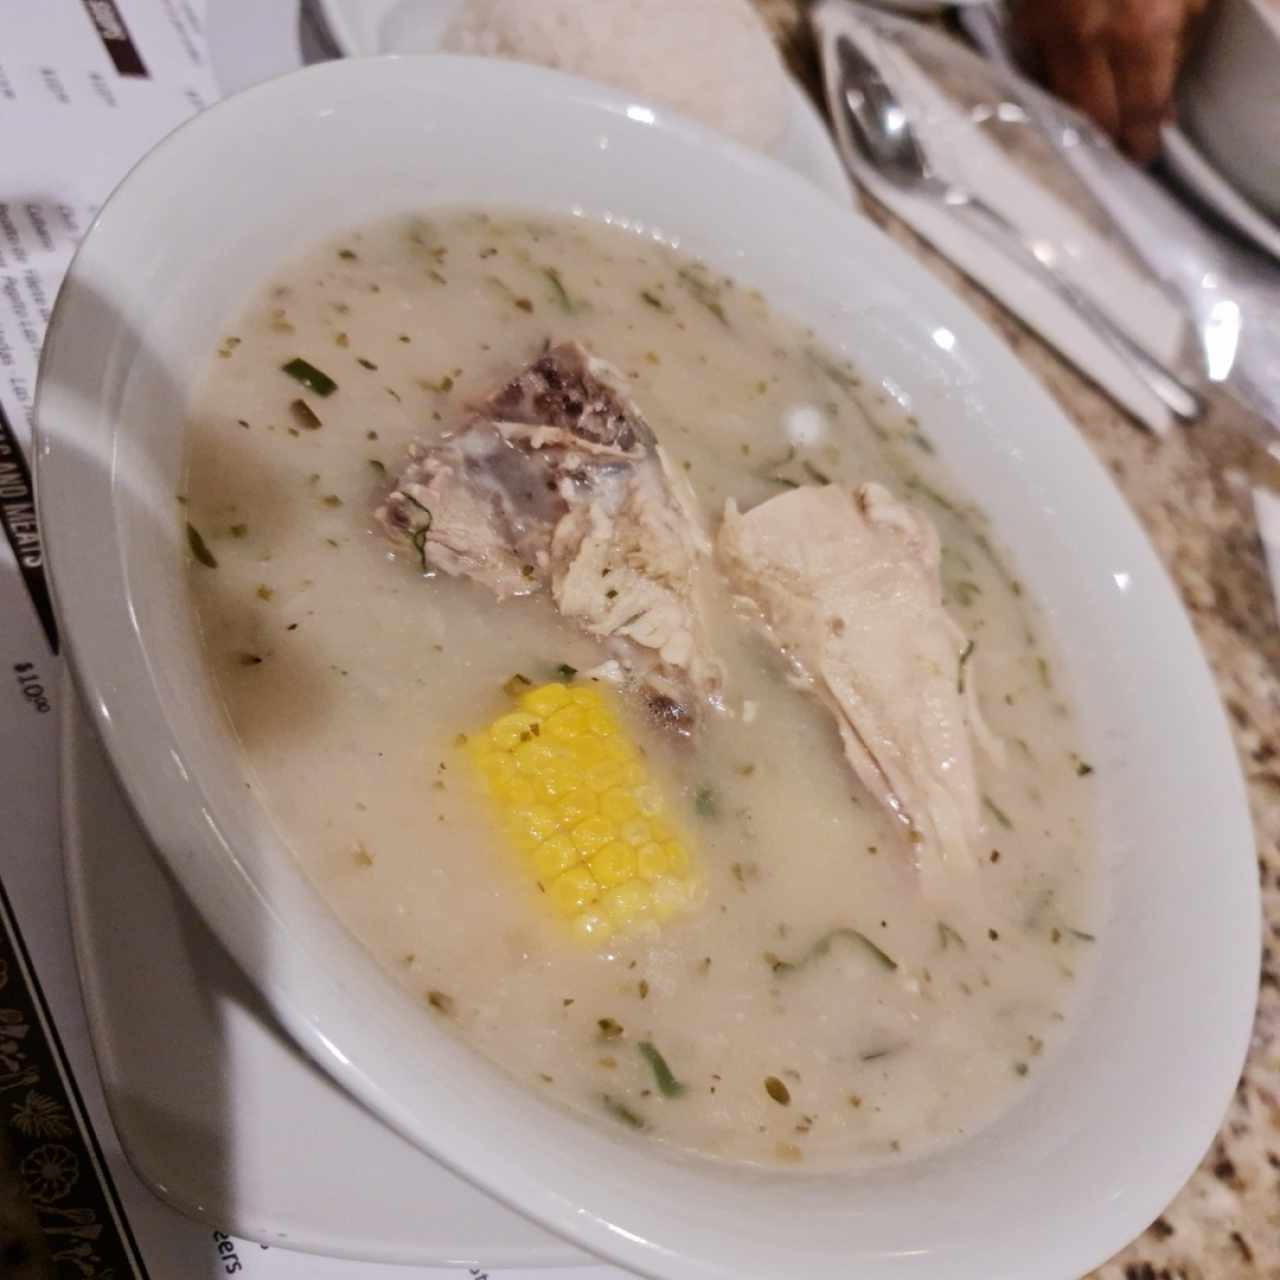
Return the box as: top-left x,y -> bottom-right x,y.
377,342 -> 721,731
717,481 -> 999,890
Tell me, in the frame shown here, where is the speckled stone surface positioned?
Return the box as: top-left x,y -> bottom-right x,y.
759,2 -> 1280,1277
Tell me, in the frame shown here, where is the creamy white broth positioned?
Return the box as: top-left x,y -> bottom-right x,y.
185,210 -> 1096,1168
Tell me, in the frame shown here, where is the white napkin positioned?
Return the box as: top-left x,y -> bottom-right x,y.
813,1 -> 1189,433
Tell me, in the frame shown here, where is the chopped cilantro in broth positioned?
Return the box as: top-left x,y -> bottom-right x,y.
183,210 -> 1097,1170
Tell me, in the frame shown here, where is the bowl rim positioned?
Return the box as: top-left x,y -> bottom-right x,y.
34,52 -> 1259,1279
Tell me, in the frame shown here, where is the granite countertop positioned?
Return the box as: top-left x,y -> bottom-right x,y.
759,3 -> 1280,1277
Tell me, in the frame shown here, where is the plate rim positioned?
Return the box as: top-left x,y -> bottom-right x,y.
309,0 -> 853,204
57,675 -> 594,1268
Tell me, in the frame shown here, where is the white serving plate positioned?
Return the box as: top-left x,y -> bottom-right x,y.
59,684 -> 594,1268
311,0 -> 852,203
36,55 -> 1258,1279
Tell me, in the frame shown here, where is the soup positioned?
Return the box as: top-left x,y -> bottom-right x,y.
184,210 -> 1096,1168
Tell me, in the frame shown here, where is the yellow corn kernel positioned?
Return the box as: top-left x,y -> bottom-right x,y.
465,681 -> 701,943
523,683 -> 571,718
599,787 -> 639,824
555,791 -> 597,826
663,841 -> 691,878
590,841 -> 638,889
499,778 -> 536,808
602,878 -> 653,924
620,817 -> 651,847
547,865 -> 598,916
513,805 -> 559,845
570,814 -> 615,854
533,834 -> 579,881
636,841 -> 669,880
489,711 -> 539,750
546,703 -> 589,740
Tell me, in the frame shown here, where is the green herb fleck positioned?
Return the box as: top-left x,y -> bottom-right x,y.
597,1017 -> 623,1040
764,1076 -> 791,1105
772,927 -> 897,975
640,289 -> 670,312
694,785 -> 718,819
399,495 -> 434,570
542,266 -> 573,313
983,796 -> 1014,829
601,1094 -> 646,1129
805,347 -> 861,398
186,523 -> 218,568
859,1046 -> 900,1062
357,357 -> 378,371
338,248 -> 358,261
973,531 -> 1022,596
638,1042 -> 685,1098
1075,760 -> 1094,777
503,673 -> 533,698
229,523 -> 248,539
903,475 -> 960,516
677,266 -> 729,327
937,921 -> 966,950
426,990 -> 455,1015
1066,927 -> 1096,943
281,357 -> 337,397
369,459 -> 386,475
556,663 -> 578,680
958,639 -> 975,694
290,398 -> 322,430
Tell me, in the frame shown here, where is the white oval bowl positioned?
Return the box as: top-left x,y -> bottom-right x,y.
36,55 -> 1257,1280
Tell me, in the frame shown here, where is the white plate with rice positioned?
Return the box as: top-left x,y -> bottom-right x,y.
313,0 -> 853,204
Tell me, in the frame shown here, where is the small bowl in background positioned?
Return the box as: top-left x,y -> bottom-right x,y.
1178,0 -> 1280,219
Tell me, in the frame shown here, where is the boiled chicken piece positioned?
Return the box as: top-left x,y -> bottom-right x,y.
377,342 -> 721,731
717,481 -> 999,890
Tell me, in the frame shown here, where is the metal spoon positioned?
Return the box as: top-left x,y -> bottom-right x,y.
835,34 -> 1205,424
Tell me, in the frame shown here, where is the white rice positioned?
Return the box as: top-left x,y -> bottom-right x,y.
440,0 -> 789,151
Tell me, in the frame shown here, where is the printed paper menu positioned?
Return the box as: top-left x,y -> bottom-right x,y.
0,2 -> 625,1274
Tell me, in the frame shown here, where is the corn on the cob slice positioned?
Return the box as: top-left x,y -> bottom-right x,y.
466,681 -> 701,943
